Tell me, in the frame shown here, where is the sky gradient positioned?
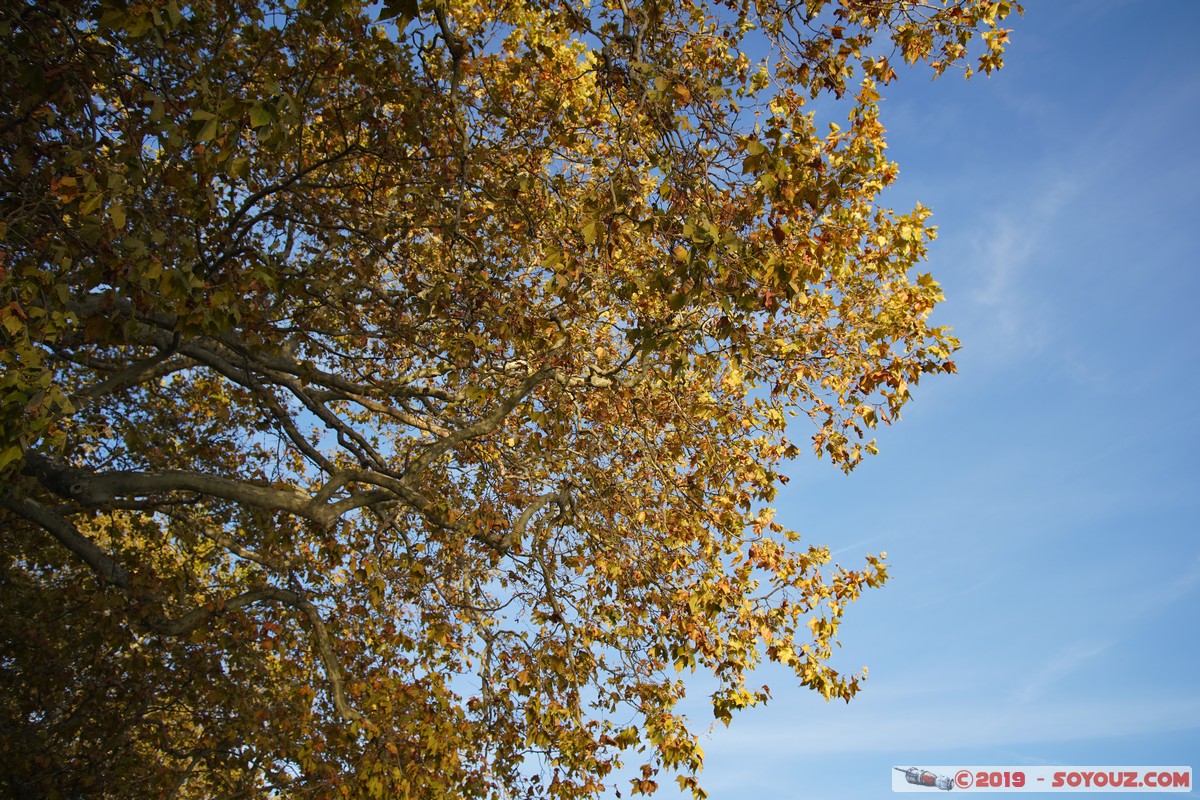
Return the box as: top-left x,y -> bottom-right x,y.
641,2 -> 1200,797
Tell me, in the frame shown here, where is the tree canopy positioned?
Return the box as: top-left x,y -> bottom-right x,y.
0,0 -> 1016,797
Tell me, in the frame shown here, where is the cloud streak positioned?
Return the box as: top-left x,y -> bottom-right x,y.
1009,640 -> 1115,705
705,694 -> 1200,756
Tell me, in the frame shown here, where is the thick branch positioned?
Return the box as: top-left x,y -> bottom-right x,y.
0,490 -> 131,588
22,452 -> 477,551
211,333 -> 458,403
175,340 -> 389,472
23,453 -> 352,529
77,353 -> 187,400
508,490 -> 563,550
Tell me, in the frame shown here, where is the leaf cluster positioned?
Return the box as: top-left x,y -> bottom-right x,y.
0,0 -> 1016,797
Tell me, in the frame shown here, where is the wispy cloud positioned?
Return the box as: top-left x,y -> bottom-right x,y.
955,172 -> 1079,363
1008,553 -> 1200,705
1009,639 -> 1115,705
705,694 -> 1200,756
829,535 -> 889,559
1125,552 -> 1200,618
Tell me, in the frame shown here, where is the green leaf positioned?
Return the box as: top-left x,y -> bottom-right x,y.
196,117 -> 219,142
582,220 -> 599,245
248,103 -> 272,128
0,445 -> 23,471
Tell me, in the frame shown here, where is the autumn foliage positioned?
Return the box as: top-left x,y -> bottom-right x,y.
0,0 -> 1016,797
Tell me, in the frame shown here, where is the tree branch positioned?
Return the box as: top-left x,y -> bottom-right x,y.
149,586 -> 361,722
165,510 -> 295,571
76,352 -> 187,401
405,368 -> 553,479
0,490 -> 360,722
508,489 -> 563,550
0,490 -> 132,588
23,452 -> 343,528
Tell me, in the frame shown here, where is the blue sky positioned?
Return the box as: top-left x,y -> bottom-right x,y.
655,2 -> 1200,797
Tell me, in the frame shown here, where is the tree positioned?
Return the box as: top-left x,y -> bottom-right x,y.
0,0 -> 1016,797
